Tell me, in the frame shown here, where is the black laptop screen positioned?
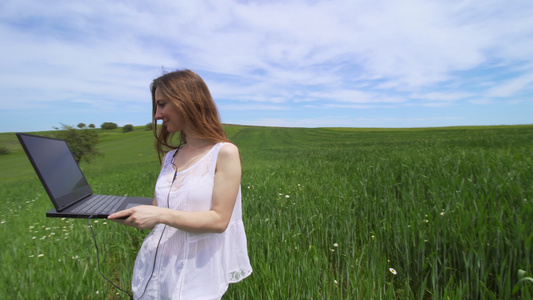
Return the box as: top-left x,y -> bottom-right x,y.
18,134 -> 91,209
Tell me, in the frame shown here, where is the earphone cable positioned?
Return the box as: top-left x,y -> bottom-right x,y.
136,146 -> 180,299
135,224 -> 166,300
87,215 -> 134,300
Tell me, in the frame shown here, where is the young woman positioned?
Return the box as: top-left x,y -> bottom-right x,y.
108,69 -> 252,299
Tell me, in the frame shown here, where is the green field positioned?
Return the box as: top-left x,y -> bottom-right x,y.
1,125 -> 532,299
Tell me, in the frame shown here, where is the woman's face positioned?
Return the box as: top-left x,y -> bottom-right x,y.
154,88 -> 184,133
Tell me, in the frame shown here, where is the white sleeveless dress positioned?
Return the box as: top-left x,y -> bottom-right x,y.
132,143 -> 252,299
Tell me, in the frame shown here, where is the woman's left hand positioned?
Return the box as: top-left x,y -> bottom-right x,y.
108,205 -> 163,229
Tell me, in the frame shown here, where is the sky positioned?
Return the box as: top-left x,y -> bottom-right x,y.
1,0 -> 533,133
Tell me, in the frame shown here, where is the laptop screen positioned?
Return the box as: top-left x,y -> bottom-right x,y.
17,133 -> 92,210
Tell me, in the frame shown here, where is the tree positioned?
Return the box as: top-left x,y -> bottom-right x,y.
0,146 -> 9,155
101,122 -> 118,130
122,124 -> 134,133
77,123 -> 86,129
145,123 -> 153,131
88,124 -> 95,128
54,124 -> 101,164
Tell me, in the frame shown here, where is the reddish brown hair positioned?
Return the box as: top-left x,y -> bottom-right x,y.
151,69 -> 231,162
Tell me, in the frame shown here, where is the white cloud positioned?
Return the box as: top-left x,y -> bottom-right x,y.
220,103 -> 287,111
307,89 -> 406,104
411,92 -> 473,102
486,72 -> 533,98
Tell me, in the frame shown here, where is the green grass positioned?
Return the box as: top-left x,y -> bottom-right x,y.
1,125 -> 532,299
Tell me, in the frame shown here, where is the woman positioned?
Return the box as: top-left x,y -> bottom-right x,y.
108,69 -> 252,299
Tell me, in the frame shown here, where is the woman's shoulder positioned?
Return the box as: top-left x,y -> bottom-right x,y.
218,142 -> 238,154
216,143 -> 240,162
218,142 -> 238,151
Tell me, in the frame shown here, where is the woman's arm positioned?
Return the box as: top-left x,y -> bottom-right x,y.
108,144 -> 241,233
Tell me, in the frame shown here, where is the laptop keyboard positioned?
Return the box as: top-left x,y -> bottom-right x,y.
72,195 -> 127,215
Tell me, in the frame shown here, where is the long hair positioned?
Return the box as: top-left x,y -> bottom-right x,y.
151,69 -> 231,162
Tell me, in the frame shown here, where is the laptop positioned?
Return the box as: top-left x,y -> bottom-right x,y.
16,133 -> 153,218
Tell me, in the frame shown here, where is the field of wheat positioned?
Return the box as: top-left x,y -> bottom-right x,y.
1,125 -> 532,299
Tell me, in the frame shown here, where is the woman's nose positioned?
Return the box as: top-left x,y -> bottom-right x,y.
154,107 -> 163,120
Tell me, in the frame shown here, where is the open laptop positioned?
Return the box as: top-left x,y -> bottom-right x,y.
16,133 -> 153,218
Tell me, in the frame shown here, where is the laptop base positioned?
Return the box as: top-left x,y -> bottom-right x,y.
46,197 -> 154,218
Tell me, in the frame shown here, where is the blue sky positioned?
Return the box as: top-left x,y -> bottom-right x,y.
1,0 -> 533,133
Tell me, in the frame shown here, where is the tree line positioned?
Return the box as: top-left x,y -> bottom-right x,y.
78,122 -> 151,132
52,122 -> 153,164
0,122 -> 153,158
